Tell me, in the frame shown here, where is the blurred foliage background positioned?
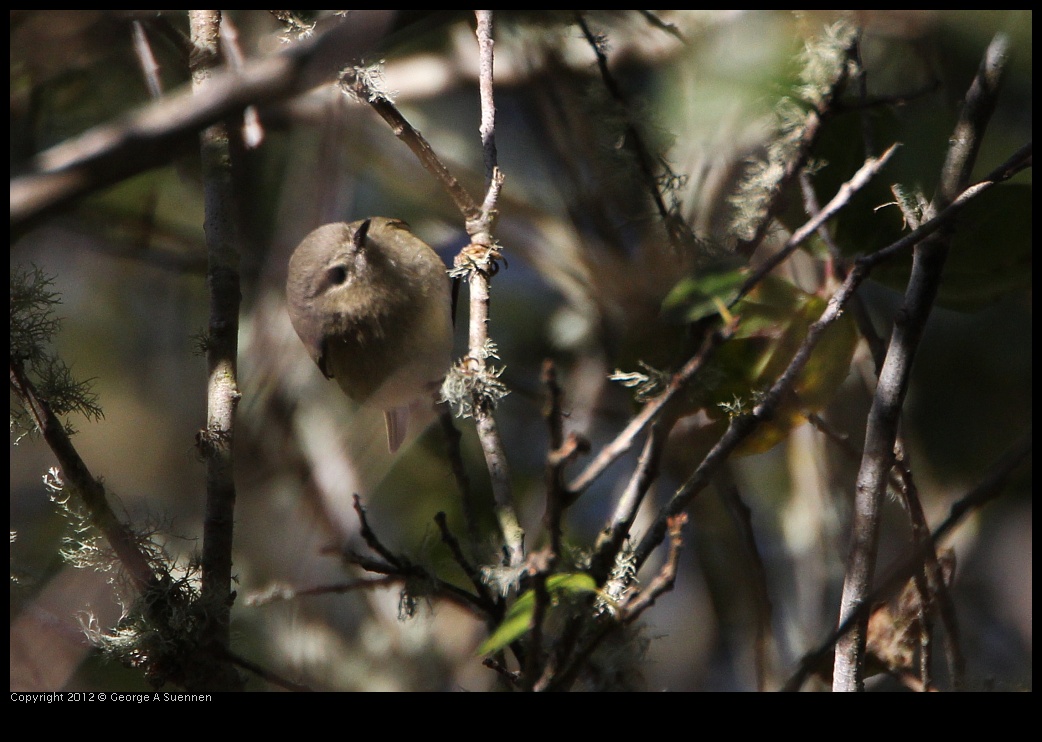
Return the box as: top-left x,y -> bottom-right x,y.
10,10 -> 1031,691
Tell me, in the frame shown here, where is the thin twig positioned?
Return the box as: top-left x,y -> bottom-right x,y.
575,13 -> 686,247
890,451 -> 966,690
483,656 -> 521,686
636,10 -> 688,44
590,417 -> 671,583
434,511 -> 497,611
527,361 -> 578,689
542,359 -> 565,452
732,143 -> 899,309
220,646 -> 315,692
339,507 -> 494,618
619,513 -> 688,621
568,319 -> 736,495
351,494 -> 403,569
716,475 -> 773,692
437,405 -> 480,548
542,361 -> 590,553
797,170 -> 887,371
341,69 -> 481,222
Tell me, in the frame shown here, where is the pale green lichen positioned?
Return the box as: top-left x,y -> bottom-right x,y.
728,21 -> 858,242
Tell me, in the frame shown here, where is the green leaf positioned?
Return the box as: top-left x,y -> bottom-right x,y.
672,276 -> 859,455
662,269 -> 749,324
477,573 -> 597,656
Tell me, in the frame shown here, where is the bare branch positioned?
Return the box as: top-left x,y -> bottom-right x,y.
11,14 -> 394,227
590,418 -> 671,583
340,68 -> 482,222
341,496 -> 494,618
568,319 -> 737,495
833,33 -> 1011,692
462,12 -> 523,566
434,512 -> 497,611
732,143 -> 899,308
351,494 -> 403,570
784,430 -> 1030,692
475,10 -> 498,185
191,11 -> 242,667
619,513 -> 687,621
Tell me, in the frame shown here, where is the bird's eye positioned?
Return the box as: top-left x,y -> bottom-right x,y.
328,265 -> 348,285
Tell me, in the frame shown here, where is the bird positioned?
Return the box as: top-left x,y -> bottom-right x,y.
286,217 -> 453,452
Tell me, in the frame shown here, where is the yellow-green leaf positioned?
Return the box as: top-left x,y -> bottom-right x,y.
477,573 -> 597,656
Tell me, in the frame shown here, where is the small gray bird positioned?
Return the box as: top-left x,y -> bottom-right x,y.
286,217 -> 453,452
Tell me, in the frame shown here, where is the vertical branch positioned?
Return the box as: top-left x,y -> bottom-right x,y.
539,362 -> 589,559
802,161 -> 962,686
438,406 -> 480,547
476,10 -> 498,184
218,14 -> 265,149
541,360 -> 566,557
715,473 -> 774,692
590,418 -> 670,583
832,33 -> 1010,692
190,11 -> 242,660
466,11 -> 523,567
574,14 -> 672,227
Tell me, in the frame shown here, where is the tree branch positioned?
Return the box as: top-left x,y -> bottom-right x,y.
11,13 -> 395,227
833,32 -> 1010,692
191,13 -> 242,679
465,11 -> 523,567
784,429 -> 1030,691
